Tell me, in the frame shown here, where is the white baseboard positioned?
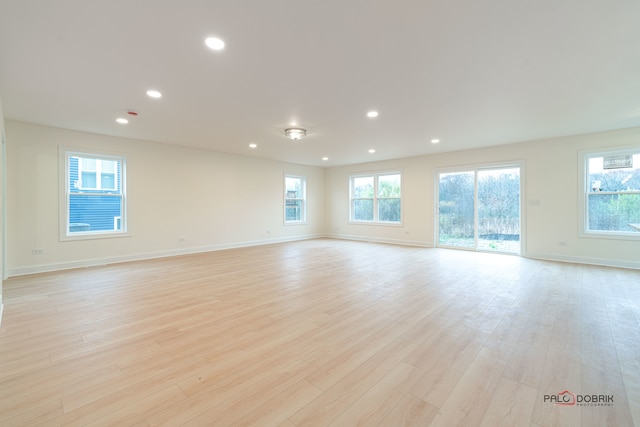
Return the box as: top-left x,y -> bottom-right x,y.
7,235 -> 638,277
325,233 -> 433,248
525,252 -> 640,270
7,234 -> 324,277
328,235 -> 639,270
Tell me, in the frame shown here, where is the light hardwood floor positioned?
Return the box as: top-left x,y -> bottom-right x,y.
0,239 -> 638,426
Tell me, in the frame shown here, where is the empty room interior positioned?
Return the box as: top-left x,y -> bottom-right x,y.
0,1 -> 639,426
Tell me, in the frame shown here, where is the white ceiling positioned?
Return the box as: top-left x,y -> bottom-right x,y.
1,0 -> 639,167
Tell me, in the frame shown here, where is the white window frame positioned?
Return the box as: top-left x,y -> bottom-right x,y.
284,174 -> 307,224
349,171 -> 402,225
579,147 -> 640,240
59,147 -> 129,241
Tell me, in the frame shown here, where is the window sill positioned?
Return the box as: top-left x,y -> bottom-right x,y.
60,231 -> 131,242
578,230 -> 640,241
349,221 -> 403,227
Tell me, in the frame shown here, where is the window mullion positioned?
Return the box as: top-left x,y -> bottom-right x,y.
373,176 -> 378,221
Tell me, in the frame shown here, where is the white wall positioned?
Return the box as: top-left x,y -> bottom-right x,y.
325,127 -> 640,269
0,97 -> 5,318
6,121 -> 325,275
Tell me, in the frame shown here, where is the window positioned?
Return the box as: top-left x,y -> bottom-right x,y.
284,175 -> 306,223
63,151 -> 127,238
350,172 -> 401,223
582,149 -> 640,238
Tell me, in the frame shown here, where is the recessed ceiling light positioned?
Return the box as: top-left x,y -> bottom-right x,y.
368,149 -> 376,154
322,157 -> 329,161
205,37 -> 225,50
367,111 -> 379,118
431,139 -> 440,144
249,143 -> 257,148
146,90 -> 162,98
116,118 -> 128,124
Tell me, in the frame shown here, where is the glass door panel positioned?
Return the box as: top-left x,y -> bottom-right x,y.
438,171 -> 475,248
477,167 -> 521,254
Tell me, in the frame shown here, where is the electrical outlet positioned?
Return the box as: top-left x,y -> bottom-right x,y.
32,248 -> 45,255
559,241 -> 568,247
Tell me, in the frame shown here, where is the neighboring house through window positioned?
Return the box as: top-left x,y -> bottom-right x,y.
580,148 -> 640,238
285,175 -> 306,223
350,172 -> 402,223
78,157 -> 117,191
61,150 -> 127,238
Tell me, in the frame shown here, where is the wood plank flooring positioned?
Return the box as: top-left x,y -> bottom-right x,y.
0,239 -> 638,426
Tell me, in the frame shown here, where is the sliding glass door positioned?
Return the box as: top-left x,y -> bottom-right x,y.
438,165 -> 521,254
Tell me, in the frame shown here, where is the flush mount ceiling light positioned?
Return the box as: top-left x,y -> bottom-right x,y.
146,89 -> 162,98
284,127 -> 307,140
367,111 -> 379,118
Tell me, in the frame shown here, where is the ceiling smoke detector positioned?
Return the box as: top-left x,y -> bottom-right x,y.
284,127 -> 307,140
